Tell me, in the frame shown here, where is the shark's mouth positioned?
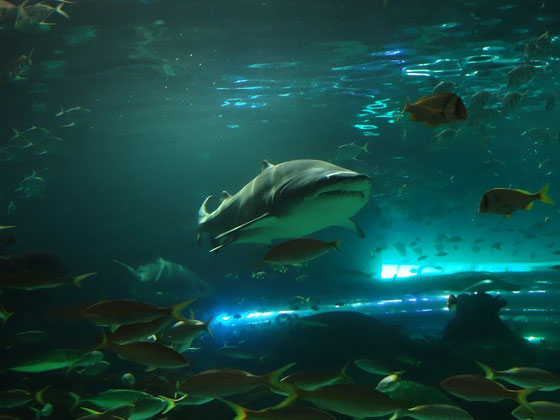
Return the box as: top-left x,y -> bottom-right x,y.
318,189 -> 366,199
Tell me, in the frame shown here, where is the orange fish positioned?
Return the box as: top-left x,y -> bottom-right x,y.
397,93 -> 467,126
261,239 -> 341,266
478,183 -> 553,218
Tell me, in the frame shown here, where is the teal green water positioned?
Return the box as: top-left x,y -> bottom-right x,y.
1,1 -> 560,419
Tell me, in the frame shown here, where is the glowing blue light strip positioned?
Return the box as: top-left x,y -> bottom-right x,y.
379,261 -> 560,280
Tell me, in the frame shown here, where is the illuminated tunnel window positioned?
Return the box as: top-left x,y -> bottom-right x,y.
379,261 -> 554,280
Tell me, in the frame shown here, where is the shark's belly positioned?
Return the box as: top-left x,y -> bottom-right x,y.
236,195 -> 368,244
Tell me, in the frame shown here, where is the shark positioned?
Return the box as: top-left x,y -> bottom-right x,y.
113,257 -> 213,298
198,159 -> 372,252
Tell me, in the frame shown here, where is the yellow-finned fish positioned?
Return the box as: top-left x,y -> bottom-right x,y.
219,398 -> 336,420
98,332 -> 191,370
178,363 -> 296,399
476,361 -> 560,391
478,183 -> 553,217
79,298 -> 195,329
440,375 -> 536,412
389,404 -> 473,420
288,384 -> 401,418
397,93 -> 467,126
512,401 -> 560,420
281,362 -> 352,391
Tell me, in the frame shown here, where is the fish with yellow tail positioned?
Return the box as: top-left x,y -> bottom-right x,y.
261,238 -> 342,267
396,93 -> 467,127
219,397 -> 336,420
389,404 -> 473,420
79,298 -> 196,329
478,183 -> 553,218
476,361 -> 560,391
97,331 -> 191,370
280,362 -> 352,391
177,363 -> 296,404
512,401 -> 560,420
284,383 -> 402,418
0,271 -> 96,290
440,374 -> 536,412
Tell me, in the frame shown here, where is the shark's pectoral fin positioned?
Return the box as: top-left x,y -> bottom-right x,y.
340,217 -> 366,238
212,212 -> 272,249
209,237 -> 235,253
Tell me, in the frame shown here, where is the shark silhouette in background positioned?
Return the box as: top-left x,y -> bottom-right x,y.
113,257 -> 213,298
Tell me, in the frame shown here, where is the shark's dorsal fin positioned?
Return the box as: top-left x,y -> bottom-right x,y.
261,160 -> 274,172
220,191 -> 232,203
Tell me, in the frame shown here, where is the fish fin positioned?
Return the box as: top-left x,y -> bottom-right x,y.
54,3 -> 69,18
271,393 -> 298,410
395,98 -> 409,123
97,329 -> 109,350
69,392 -> 81,410
209,238 -> 234,252
214,212 -> 272,242
220,191 -> 232,202
267,362 -> 297,393
73,272 -> 97,288
36,385 -> 50,404
362,142 -> 370,154
332,239 -> 343,253
475,360 -> 496,379
79,407 -> 101,415
203,315 -> 215,339
525,202 -> 534,210
217,398 -> 249,420
145,366 -> 157,372
261,160 -> 274,171
159,394 -> 187,414
339,217 -> 365,238
198,195 -> 213,225
10,128 -> 21,140
389,410 -> 406,420
171,298 -> 197,324
516,388 -> 537,413
538,182 -> 554,204
339,360 -> 353,383
30,407 -> 41,420
1,309 -> 13,325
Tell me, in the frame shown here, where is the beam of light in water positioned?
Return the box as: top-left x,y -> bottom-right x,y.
379,261 -> 558,280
